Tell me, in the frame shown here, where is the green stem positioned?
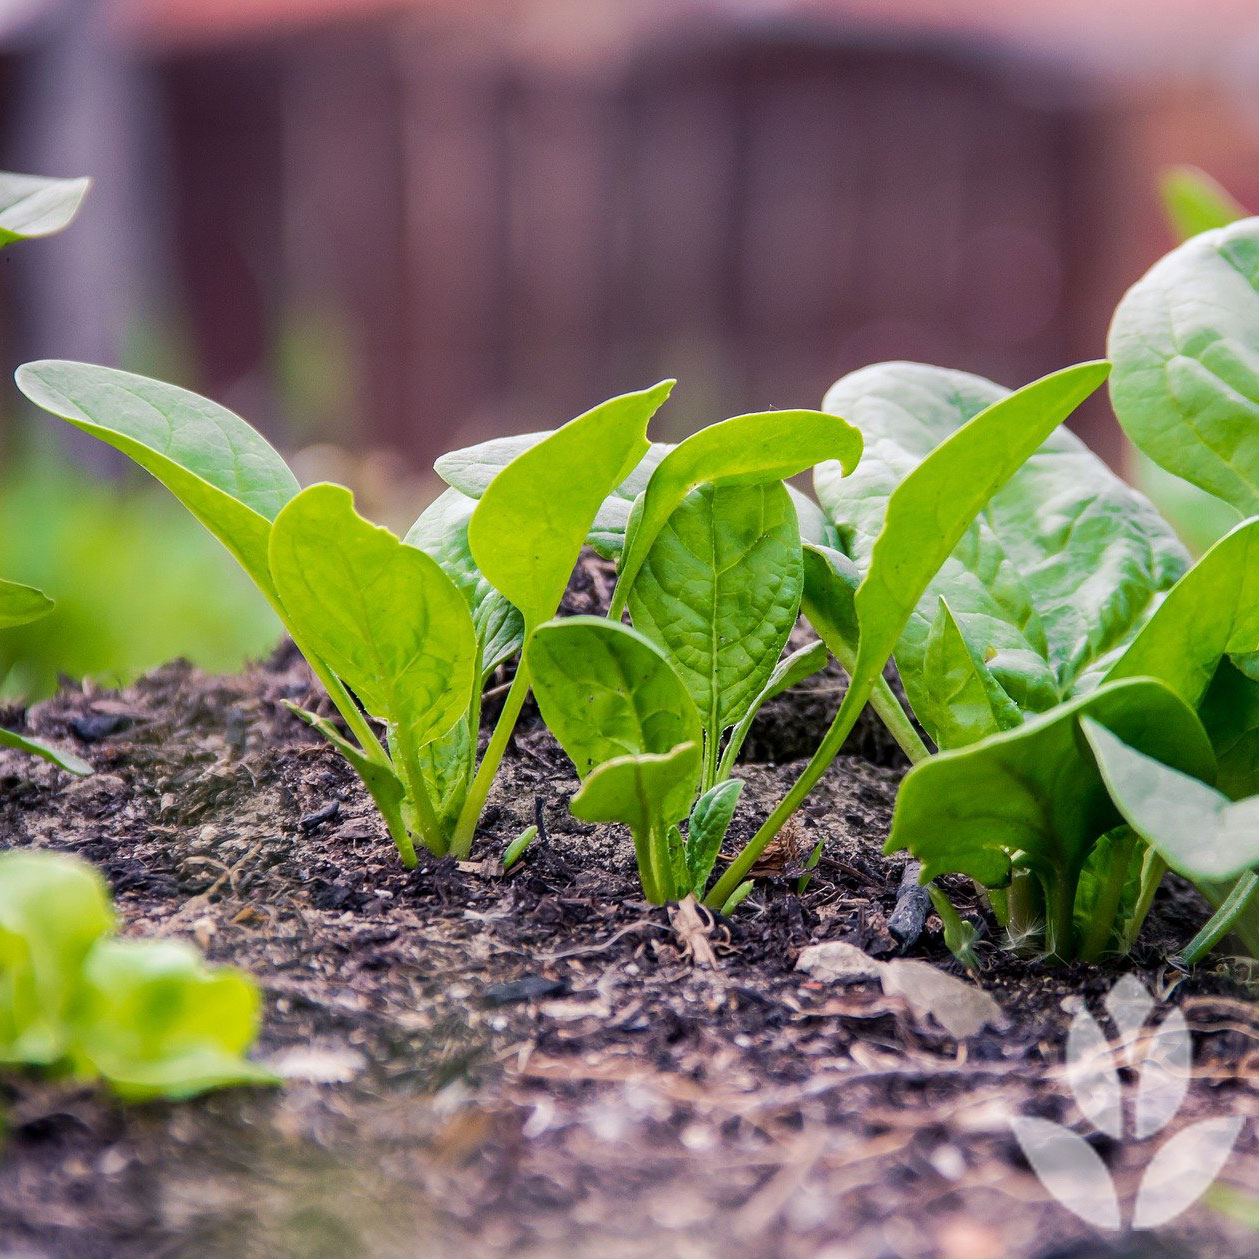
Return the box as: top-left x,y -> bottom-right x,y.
1178,871 -> 1259,967
262,588 -> 391,768
869,676 -> 930,764
704,679 -> 866,909
1121,849 -> 1167,954
1005,868 -> 1041,947
1045,868 -> 1079,963
450,660 -> 532,857
633,822 -> 662,902
392,722 -> 448,857
1079,830 -> 1136,964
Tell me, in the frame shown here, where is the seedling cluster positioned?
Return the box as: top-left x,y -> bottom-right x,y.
8,164 -> 1259,1108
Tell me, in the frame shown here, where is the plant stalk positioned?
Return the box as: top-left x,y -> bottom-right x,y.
1078,830 -> 1136,963
869,676 -> 930,763
450,660 -> 532,857
392,722 -> 448,856
703,680 -> 866,909
1177,870 -> 1259,967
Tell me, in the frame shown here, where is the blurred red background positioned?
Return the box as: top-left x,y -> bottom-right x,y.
5,0 -> 1259,479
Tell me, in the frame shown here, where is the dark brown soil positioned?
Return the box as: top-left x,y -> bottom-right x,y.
0,567 -> 1257,1258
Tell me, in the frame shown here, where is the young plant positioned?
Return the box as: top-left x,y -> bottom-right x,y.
525,408 -> 864,903
527,616 -> 707,902
16,361 -> 671,865
1084,720 -> 1259,964
880,205 -> 1259,961
0,849 -> 273,1098
0,579 -> 91,774
702,362 -> 1111,910
0,170 -> 92,775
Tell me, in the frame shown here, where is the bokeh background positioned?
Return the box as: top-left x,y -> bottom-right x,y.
2,0 -> 1259,695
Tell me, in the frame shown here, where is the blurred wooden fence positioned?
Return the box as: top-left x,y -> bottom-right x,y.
14,10 -> 1125,465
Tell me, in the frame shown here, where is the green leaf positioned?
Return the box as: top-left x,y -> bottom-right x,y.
528,616 -> 700,785
570,741 -> 703,903
1109,218 -> 1259,518
467,383 -> 672,625
800,544 -> 862,669
0,172 -> 90,246
718,639 -> 829,779
1083,718 -> 1258,882
70,938 -> 275,1100
627,481 -> 803,755
406,487 -> 523,678
16,362 -> 299,593
0,578 -> 53,629
1198,659 -> 1259,800
270,484 -> 476,745
0,726 -> 93,776
816,360 -> 1179,720
614,408 -> 862,612
439,434 -> 672,561
0,851 -> 114,1065
886,678 -> 1214,891
1160,166 -> 1245,241
919,596 -> 1023,747
1104,518 -> 1259,705
686,778 -> 743,893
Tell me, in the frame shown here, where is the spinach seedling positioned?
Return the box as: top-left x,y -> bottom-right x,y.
464,405 -> 860,903
16,360 -> 671,864
704,362 -> 1110,911
0,850 -> 273,1098
1084,719 -> 1259,964
0,578 -> 91,774
885,678 -> 1214,960
0,170 -> 91,775
528,616 -> 707,902
813,360 -> 1186,749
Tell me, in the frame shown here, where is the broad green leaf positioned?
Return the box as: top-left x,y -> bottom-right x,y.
919,597 -> 1022,747
16,362 -> 299,593
412,717 -> 473,832
1109,218 -> 1259,517
614,408 -> 862,612
439,433 -> 671,560
0,851 -> 114,1065
270,484 -> 475,745
627,482 -> 803,749
0,172 -> 90,246
816,360 -> 1178,724
886,678 -> 1214,889
0,578 -> 53,629
1083,718 -> 1259,881
687,778 -> 743,892
406,487 -> 523,678
800,544 -> 862,669
0,726 -> 93,776
571,741 -> 704,903
437,429 -> 829,559
718,639 -> 828,778
1197,659 -> 1259,800
1104,518 -> 1259,706
1160,166 -> 1245,241
71,938 -> 275,1100
573,744 -> 701,828
467,383 -> 671,625
528,616 -> 701,779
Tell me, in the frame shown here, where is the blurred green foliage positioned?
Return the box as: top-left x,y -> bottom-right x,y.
0,455 -> 279,700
